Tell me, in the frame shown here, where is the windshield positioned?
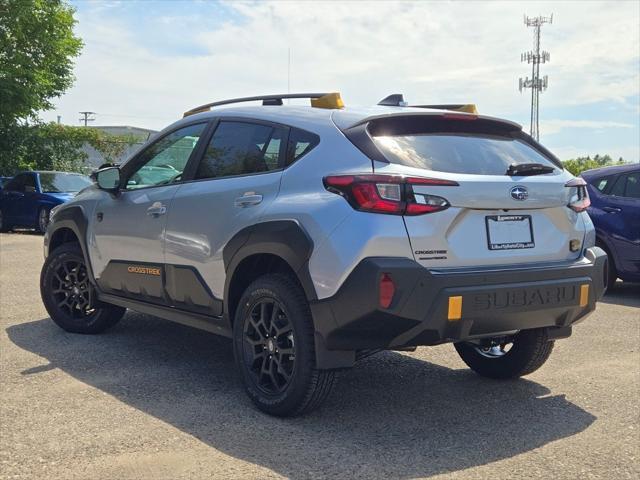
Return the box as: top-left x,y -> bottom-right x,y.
39,173 -> 92,193
372,134 -> 558,176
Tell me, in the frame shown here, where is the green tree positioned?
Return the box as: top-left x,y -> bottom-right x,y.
0,123 -> 98,175
90,133 -> 142,165
562,155 -> 625,176
0,0 -> 82,124
0,0 -> 83,175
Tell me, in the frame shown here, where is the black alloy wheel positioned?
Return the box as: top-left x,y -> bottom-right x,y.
242,298 -> 296,395
50,257 -> 95,319
41,243 -> 125,334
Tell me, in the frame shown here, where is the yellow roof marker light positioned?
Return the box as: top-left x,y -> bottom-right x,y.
311,92 -> 345,110
453,104 -> 478,115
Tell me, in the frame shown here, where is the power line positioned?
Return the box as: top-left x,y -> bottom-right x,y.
78,111 -> 96,127
519,14 -> 552,141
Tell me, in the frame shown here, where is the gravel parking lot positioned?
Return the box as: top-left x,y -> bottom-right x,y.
1,232 -> 639,479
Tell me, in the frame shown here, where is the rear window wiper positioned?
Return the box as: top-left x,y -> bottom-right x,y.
506,163 -> 555,176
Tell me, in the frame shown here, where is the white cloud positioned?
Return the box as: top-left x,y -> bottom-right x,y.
541,119 -> 635,136
41,1 -> 639,160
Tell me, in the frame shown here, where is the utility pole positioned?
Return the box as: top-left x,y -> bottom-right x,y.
519,14 -> 552,141
78,111 -> 96,127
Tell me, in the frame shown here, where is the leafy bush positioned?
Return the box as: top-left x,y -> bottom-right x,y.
562,155 -> 625,176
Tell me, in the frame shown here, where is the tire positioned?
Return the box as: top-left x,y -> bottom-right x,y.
0,209 -> 11,232
40,243 -> 126,334
454,328 -> 554,379
233,273 -> 335,417
37,207 -> 50,234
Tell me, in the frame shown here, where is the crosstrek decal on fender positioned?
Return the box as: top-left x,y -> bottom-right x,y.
127,265 -> 161,276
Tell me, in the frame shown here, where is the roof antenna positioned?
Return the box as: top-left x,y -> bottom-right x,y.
377,94 -> 407,107
287,48 -> 291,104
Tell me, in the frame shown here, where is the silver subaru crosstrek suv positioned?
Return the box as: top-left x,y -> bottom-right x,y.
40,93 -> 607,416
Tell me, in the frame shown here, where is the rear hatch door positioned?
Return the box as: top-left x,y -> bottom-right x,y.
358,113 -> 585,269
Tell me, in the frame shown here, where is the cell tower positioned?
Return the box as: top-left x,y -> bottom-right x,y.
519,14 -> 552,141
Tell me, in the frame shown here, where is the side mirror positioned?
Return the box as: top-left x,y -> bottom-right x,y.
95,167 -> 121,191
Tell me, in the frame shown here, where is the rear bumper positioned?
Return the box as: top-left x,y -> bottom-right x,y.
311,247 -> 607,368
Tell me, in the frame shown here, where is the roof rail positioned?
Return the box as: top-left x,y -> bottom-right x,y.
183,93 -> 339,117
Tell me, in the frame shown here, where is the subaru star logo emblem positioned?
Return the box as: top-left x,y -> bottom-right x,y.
510,186 -> 528,201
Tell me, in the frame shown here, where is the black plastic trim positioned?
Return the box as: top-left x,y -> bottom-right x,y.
223,220 -> 316,307
98,293 -> 230,337
45,205 -> 95,284
97,260 -> 223,316
310,248 -> 607,362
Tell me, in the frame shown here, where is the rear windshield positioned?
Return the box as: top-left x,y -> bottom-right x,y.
39,173 -> 92,193
372,134 -> 558,175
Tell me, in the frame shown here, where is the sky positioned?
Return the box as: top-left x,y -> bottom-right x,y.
42,0 -> 640,162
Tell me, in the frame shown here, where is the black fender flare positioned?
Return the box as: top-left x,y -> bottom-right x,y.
222,220 -> 354,369
45,205 -> 96,285
222,220 -> 316,313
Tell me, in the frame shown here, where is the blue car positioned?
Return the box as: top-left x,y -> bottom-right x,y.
0,176 -> 12,190
0,171 -> 92,233
581,163 -> 640,286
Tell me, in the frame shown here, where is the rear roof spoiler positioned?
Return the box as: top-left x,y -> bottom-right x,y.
377,94 -> 478,114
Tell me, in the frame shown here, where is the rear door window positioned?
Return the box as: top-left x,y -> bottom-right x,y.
610,172 -> 640,199
625,173 -> 640,198
195,121 -> 286,180
5,174 -> 27,192
594,176 -> 612,192
609,175 -> 627,197
372,133 -> 558,175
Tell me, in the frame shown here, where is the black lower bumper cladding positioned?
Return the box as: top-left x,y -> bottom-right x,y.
311,248 -> 607,368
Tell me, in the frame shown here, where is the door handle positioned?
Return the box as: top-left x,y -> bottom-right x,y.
146,203 -> 167,217
603,207 -> 621,213
234,194 -> 263,208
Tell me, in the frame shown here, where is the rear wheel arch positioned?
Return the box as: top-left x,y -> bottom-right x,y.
223,221 -> 316,325
225,253 -> 306,327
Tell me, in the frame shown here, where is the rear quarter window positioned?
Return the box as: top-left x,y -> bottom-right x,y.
286,128 -> 320,166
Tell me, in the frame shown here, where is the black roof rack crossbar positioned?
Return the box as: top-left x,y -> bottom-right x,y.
184,93 -> 332,117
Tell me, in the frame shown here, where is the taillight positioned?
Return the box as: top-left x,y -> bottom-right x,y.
565,178 -> 591,212
323,174 -> 458,215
